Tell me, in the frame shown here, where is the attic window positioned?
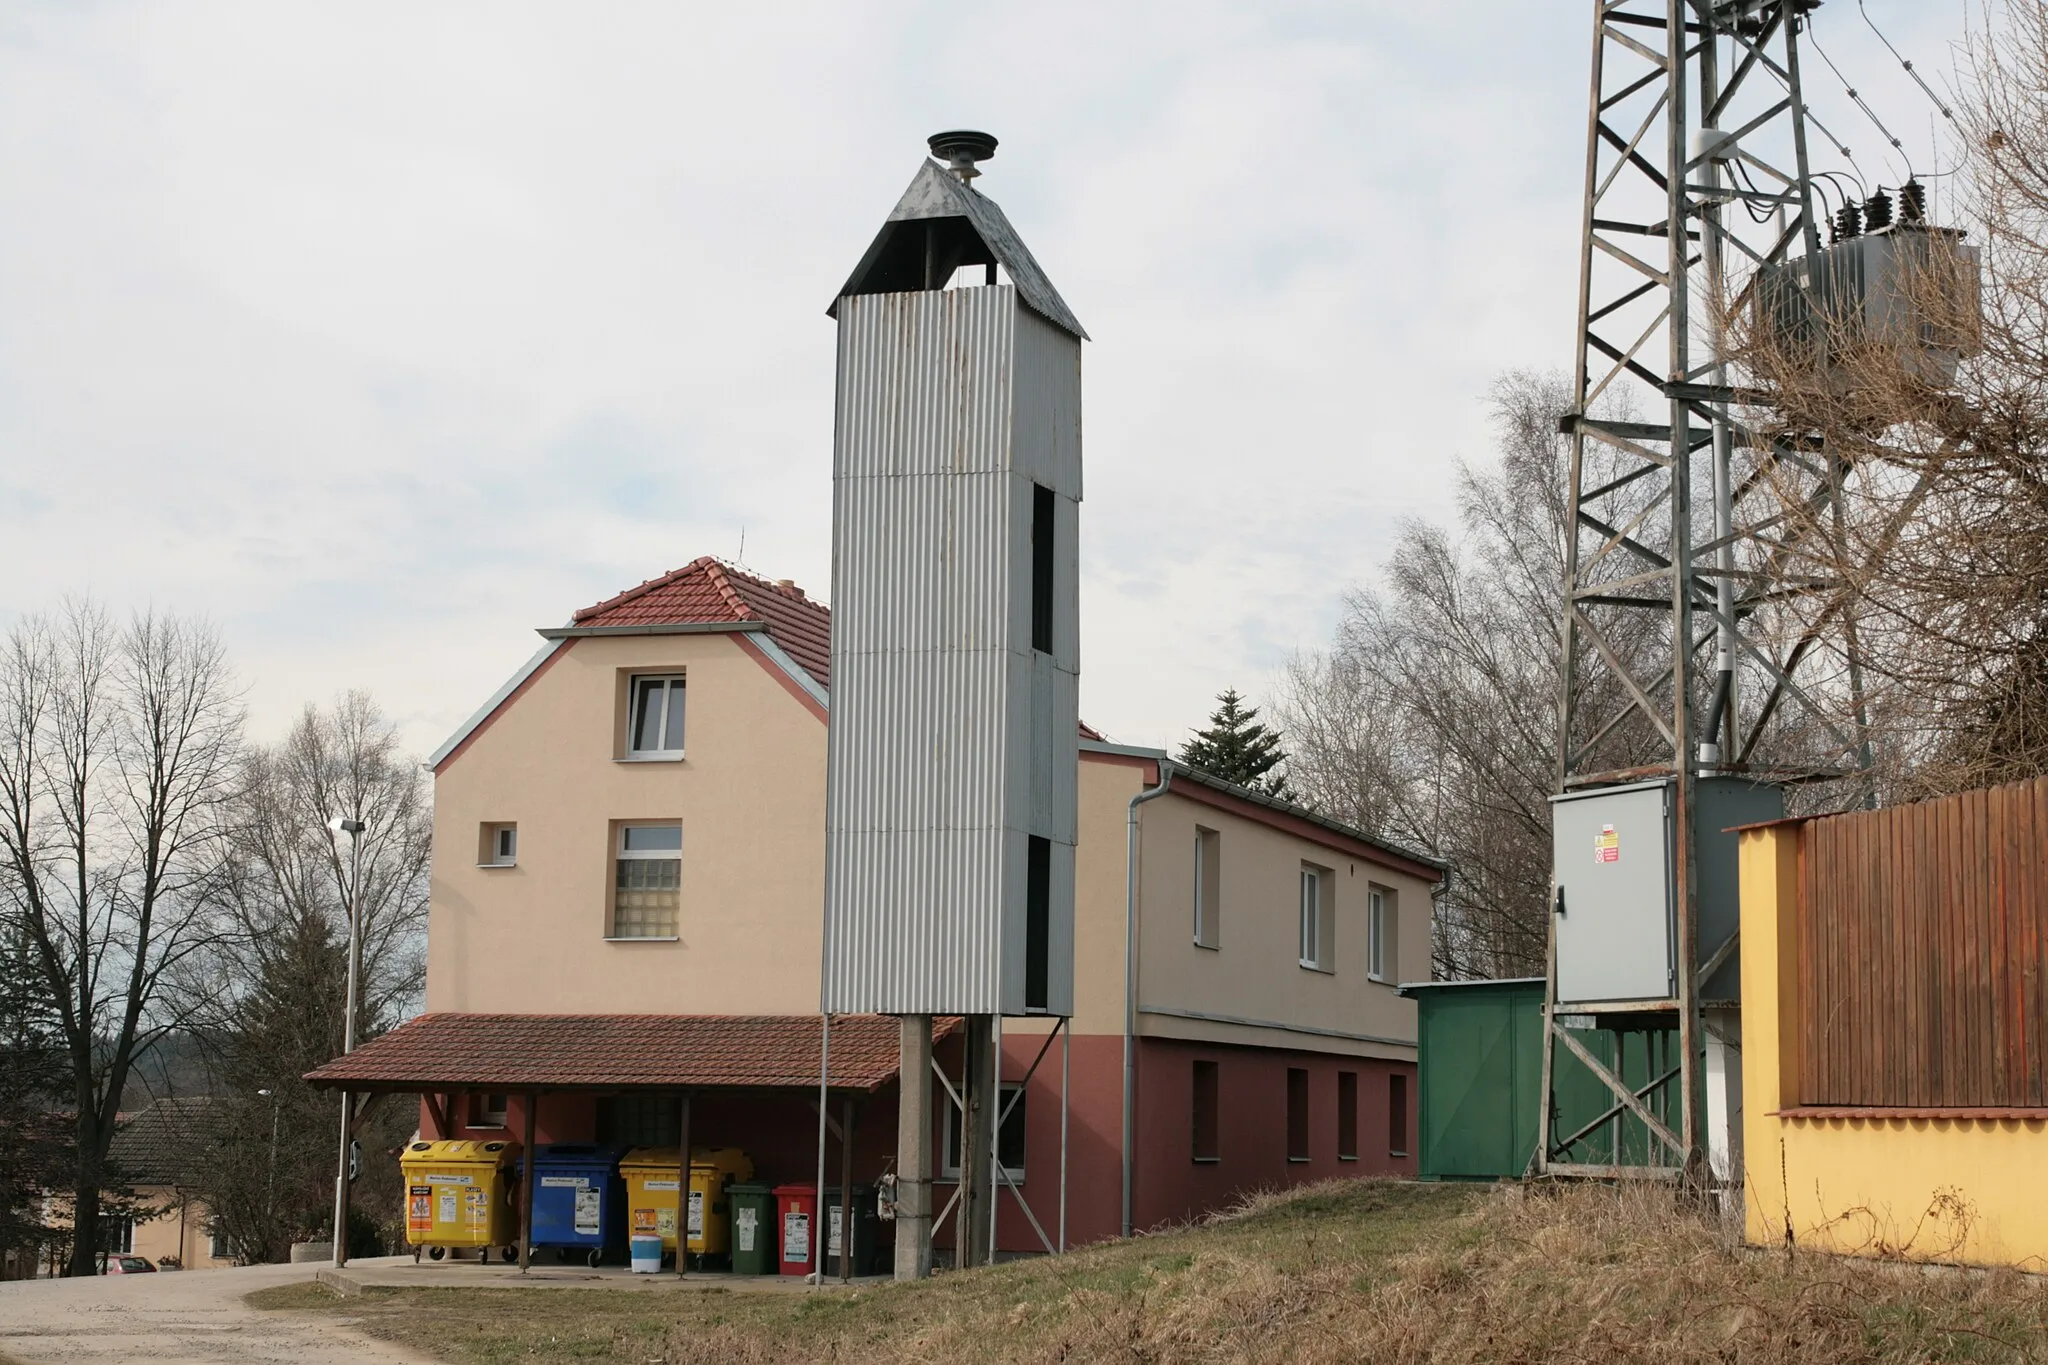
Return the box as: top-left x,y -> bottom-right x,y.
626,675 -> 685,758
944,262 -> 1003,290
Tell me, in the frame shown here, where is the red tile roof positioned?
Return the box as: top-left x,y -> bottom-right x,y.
304,1013 -> 956,1093
574,557 -> 833,690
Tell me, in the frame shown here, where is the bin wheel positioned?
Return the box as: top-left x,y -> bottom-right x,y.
478,1246 -> 489,1264
503,1246 -> 518,1264
554,1246 -> 570,1264
586,1249 -> 602,1269
428,1246 -> 446,1261
412,1247 -> 422,1264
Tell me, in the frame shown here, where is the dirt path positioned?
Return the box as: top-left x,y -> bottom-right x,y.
0,1259 -> 440,1365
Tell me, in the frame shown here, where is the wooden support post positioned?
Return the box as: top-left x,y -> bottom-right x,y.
839,1097 -> 855,1283
957,1015 -> 994,1269
518,1091 -> 537,1272
676,1091 -> 693,1278
894,1015 -> 933,1281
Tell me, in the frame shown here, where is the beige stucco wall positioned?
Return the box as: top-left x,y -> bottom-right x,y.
1129,783 -> 1428,1059
426,631 -> 828,1015
128,1189 -> 234,1269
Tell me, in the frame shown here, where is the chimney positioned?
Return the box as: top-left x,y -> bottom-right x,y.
775,579 -> 804,600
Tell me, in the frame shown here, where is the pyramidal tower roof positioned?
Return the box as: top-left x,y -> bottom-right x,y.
829,141 -> 1088,341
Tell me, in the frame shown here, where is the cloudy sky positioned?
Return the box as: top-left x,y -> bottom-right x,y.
0,1 -> 1969,757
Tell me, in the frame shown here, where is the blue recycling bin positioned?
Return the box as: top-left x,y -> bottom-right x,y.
524,1144 -> 627,1266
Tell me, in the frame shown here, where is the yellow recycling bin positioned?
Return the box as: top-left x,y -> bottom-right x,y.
400,1139 -> 522,1262
621,1147 -> 755,1261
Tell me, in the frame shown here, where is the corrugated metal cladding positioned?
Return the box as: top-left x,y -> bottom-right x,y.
823,282 -> 1081,1017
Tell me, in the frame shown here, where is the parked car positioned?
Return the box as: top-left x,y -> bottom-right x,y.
99,1254 -> 156,1275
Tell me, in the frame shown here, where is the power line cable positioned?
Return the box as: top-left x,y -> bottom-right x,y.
1857,0 -> 1967,179
1807,17 -> 1913,181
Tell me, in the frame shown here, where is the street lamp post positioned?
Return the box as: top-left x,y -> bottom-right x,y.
257,1087 -> 282,1248
328,816 -> 365,1269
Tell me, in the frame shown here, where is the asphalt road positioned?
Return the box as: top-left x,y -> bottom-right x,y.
0,1259 -> 438,1365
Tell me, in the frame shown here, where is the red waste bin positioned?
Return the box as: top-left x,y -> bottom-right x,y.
773,1183 -> 817,1277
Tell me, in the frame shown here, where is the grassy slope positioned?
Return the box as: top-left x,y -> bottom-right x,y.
251,1179 -> 2048,1364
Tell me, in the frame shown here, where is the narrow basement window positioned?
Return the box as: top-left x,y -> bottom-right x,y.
480,823 -> 517,867
1286,1067 -> 1310,1161
1192,1060 -> 1220,1162
1337,1071 -> 1359,1160
1389,1073 -> 1410,1157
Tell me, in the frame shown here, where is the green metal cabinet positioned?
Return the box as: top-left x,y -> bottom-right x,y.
1403,979 -> 1681,1179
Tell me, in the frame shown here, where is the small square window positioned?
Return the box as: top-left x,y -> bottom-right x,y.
471,1092 -> 508,1128
626,675 -> 686,757
480,823 -> 517,867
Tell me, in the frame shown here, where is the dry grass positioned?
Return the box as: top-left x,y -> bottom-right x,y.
250,1179 -> 2048,1363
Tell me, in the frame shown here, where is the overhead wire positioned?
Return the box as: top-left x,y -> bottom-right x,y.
1857,0 -> 1968,180
1806,18 -> 1914,182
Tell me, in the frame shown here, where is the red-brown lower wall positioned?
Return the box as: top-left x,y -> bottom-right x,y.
412,1029 -> 1417,1257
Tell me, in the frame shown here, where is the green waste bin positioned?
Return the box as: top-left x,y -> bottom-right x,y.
727,1184 -> 775,1276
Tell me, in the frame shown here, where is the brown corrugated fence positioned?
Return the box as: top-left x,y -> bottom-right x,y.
1796,777 -> 2048,1108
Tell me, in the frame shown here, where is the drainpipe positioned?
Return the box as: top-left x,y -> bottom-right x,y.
1122,760 -> 1173,1239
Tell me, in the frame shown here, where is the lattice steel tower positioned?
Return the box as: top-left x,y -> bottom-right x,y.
1541,0 -> 1860,1182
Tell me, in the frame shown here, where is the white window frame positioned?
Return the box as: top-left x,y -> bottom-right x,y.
471,1092 -> 509,1128
623,674 -> 686,760
1193,827 -> 1220,949
1298,866 -> 1332,971
1368,886 -> 1392,982
209,1222 -> 232,1261
940,1082 -> 1027,1183
609,822 -> 683,940
481,823 -> 517,868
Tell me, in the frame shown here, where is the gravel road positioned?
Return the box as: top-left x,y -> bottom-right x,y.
0,1259 -> 439,1365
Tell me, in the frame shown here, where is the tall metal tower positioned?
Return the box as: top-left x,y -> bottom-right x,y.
1541,0 -> 1855,1182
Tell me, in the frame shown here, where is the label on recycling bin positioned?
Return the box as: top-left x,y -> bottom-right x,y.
424,1172 -> 475,1184
784,1210 -> 809,1262
541,1176 -> 586,1188
408,1187 -> 432,1233
465,1188 -> 488,1226
687,1190 -> 703,1240
657,1208 -> 676,1239
828,1204 -> 842,1256
632,1208 -> 656,1235
643,1178 -> 679,1192
735,1207 -> 756,1253
439,1191 -> 458,1226
574,1187 -> 601,1236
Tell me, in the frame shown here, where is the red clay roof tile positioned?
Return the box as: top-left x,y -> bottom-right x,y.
304,1013 -> 955,1093
574,557 -> 833,689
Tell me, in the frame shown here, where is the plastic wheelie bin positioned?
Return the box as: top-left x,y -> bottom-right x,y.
774,1182 -> 817,1276
400,1139 -> 522,1263
524,1144 -> 627,1267
622,1147 -> 756,1266
727,1183 -> 775,1275
825,1184 -> 888,1277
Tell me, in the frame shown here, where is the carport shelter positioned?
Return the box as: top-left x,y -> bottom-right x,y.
305,1012 -> 960,1272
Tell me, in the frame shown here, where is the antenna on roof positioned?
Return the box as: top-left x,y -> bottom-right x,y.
928,130 -> 997,183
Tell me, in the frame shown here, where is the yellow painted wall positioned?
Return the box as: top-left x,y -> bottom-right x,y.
1739,825 -> 2048,1270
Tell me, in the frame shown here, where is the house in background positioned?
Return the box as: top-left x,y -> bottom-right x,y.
105,1097 -> 235,1270
311,557 -> 1441,1251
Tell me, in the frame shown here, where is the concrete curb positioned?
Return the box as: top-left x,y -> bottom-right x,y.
314,1267 -> 365,1297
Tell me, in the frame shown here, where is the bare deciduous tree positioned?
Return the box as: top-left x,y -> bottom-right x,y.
195,691 -> 430,1260
0,601 -> 242,1275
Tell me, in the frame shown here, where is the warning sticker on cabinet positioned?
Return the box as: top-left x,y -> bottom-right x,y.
1594,824 -> 1620,864
408,1187 -> 432,1233
784,1210 -> 809,1262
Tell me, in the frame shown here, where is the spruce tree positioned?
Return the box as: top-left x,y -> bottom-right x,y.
1177,688 -> 1290,798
